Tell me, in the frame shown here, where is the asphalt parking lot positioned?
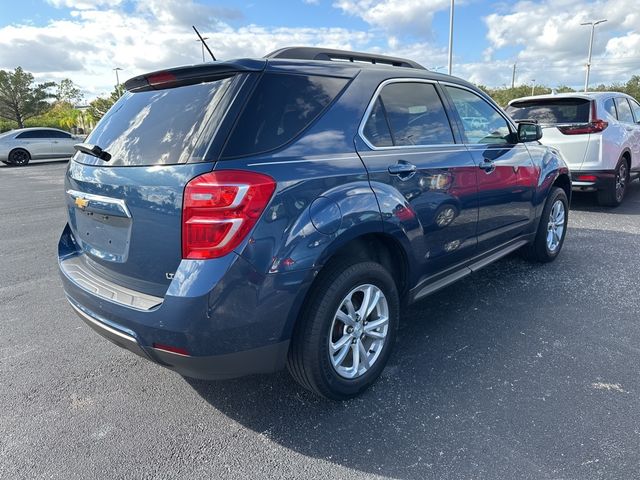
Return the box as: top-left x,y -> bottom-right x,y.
2,160 -> 640,480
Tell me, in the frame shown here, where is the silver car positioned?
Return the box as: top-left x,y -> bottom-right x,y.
0,128 -> 79,166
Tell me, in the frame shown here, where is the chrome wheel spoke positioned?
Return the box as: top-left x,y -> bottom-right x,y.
364,316 -> 388,332
350,342 -> 360,376
364,329 -> 385,339
332,342 -> 351,367
331,333 -> 352,353
358,341 -> 370,370
336,309 -> 355,327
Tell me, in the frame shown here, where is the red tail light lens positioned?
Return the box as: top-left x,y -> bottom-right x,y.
182,170 -> 276,259
558,101 -> 608,135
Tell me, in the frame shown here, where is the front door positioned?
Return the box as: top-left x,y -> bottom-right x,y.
443,85 -> 533,252
355,80 -> 479,280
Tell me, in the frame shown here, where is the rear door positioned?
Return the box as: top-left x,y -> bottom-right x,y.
65,74 -> 241,296
443,84 -> 534,252
50,130 -> 76,157
616,97 -> 640,169
628,98 -> 640,171
355,79 -> 479,276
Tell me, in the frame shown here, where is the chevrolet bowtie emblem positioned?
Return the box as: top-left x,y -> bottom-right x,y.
74,197 -> 89,209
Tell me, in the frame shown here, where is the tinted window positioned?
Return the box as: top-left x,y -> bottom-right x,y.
16,130 -> 47,139
363,97 -> 393,147
79,76 -> 234,166
49,130 -> 72,139
604,98 -> 617,118
446,87 -> 511,144
506,98 -> 591,124
370,82 -> 454,146
629,99 -> 640,123
223,73 -> 348,158
615,98 -> 635,123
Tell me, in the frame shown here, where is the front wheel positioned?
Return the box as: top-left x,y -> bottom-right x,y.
523,187 -> 569,263
287,261 -> 400,400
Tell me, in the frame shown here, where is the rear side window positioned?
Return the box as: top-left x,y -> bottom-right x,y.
363,82 -> 454,147
50,130 -> 72,139
78,76 -> 234,166
506,98 -> 591,124
222,73 -> 348,158
615,98 -> 634,123
604,98 -> 617,118
629,99 -> 640,123
363,98 -> 393,147
446,86 -> 511,145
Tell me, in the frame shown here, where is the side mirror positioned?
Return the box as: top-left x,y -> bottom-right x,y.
517,121 -> 542,142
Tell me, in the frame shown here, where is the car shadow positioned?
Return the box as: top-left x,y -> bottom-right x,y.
570,179 -> 640,215
185,228 -> 640,478
0,158 -> 69,168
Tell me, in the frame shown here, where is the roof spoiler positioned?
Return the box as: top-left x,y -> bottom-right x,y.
265,46 -> 426,70
124,59 -> 266,92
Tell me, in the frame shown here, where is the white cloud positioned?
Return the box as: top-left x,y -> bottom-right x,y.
483,0 -> 640,87
0,0 -> 372,99
333,0 -> 451,37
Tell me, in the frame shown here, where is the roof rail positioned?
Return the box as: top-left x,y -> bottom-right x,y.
265,47 -> 426,70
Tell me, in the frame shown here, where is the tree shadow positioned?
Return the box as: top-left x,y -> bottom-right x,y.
186,228 -> 640,479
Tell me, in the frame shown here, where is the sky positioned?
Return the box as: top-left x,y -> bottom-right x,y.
0,0 -> 638,102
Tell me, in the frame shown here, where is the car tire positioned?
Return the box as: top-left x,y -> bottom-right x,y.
287,260 -> 400,400
597,158 -> 629,207
523,187 -> 569,263
8,148 -> 31,166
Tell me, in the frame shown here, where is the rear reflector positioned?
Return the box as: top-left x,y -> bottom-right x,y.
576,175 -> 598,182
558,101 -> 608,135
152,343 -> 190,356
182,170 -> 276,259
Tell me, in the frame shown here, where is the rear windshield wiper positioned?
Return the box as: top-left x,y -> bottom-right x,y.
74,143 -> 112,162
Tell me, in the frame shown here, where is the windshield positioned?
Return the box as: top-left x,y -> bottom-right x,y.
76,76 -> 235,166
506,98 -> 591,124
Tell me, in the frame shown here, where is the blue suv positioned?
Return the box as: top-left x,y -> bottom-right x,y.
58,47 -> 570,399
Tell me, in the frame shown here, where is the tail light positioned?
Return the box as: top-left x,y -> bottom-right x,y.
182,170 -> 276,259
558,101 -> 608,135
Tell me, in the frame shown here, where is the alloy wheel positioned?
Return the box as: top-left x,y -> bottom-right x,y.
329,284 -> 389,379
546,199 -> 565,252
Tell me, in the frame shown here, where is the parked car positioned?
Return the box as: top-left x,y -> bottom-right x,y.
58,47 -> 570,399
506,92 -> 640,206
0,127 -> 78,166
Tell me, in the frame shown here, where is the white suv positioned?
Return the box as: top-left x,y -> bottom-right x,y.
506,92 -> 640,206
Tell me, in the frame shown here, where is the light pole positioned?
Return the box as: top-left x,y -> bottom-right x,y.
113,67 -> 123,97
447,0 -> 454,75
581,19 -> 607,92
531,79 -> 536,96
196,37 -> 209,62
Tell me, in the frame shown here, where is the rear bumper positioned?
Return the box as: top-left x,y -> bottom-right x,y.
570,170 -> 615,191
58,224 -> 313,380
67,296 -> 289,379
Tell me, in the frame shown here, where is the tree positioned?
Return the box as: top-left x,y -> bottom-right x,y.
55,78 -> 83,106
87,87 -> 121,121
0,67 -> 55,128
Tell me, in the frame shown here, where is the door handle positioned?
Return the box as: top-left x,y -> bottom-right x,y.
479,159 -> 496,173
388,162 -> 417,180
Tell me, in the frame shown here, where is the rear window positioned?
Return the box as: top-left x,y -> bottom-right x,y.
506,98 -> 591,124
77,76 -> 234,166
222,73 -> 348,158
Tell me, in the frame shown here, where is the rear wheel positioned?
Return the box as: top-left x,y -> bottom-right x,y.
8,148 -> 30,166
523,187 -> 568,263
598,158 -> 629,207
287,261 -> 399,400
